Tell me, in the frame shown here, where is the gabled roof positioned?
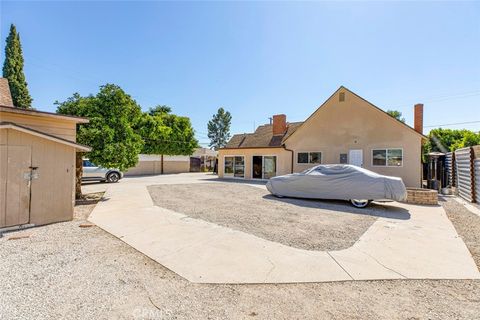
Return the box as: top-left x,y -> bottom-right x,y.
223,122 -> 302,149
283,86 -> 427,143
0,122 -> 91,151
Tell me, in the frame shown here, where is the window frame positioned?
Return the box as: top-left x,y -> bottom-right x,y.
223,155 -> 245,178
371,148 -> 403,167
296,151 -> 322,165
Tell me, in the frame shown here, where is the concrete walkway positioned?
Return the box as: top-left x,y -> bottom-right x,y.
88,173 -> 480,284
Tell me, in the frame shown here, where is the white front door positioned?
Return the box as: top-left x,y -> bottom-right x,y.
349,149 -> 363,167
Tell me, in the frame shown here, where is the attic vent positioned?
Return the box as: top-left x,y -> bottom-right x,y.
339,92 -> 345,102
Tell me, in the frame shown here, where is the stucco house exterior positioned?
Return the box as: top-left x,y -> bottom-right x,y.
218,86 -> 427,187
0,78 -> 90,229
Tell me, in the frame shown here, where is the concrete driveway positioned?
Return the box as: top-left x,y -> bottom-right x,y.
87,173 -> 480,284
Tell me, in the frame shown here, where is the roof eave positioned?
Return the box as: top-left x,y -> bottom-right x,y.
0,105 -> 89,123
0,122 -> 91,152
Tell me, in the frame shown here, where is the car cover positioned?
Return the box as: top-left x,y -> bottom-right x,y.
266,164 -> 407,202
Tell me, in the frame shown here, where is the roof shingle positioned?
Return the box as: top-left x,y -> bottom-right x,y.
0,78 -> 13,107
224,122 -> 302,149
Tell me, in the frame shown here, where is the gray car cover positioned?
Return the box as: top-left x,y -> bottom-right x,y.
266,164 -> 407,202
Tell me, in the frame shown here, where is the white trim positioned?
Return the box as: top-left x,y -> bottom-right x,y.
251,155 -> 278,180
295,151 -> 322,165
0,123 -> 91,151
223,155 -> 245,178
371,148 -> 404,168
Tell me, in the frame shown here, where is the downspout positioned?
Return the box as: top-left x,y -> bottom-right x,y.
283,145 -> 294,174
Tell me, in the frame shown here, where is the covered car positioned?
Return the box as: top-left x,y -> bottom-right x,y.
266,164 -> 407,208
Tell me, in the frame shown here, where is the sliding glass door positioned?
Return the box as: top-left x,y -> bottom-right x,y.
252,155 -> 276,179
224,156 -> 245,178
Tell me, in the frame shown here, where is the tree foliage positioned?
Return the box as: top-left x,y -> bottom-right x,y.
56,84 -> 144,171
386,110 -> 405,123
424,128 -> 480,154
136,106 -> 198,156
2,24 -> 32,109
207,107 -> 232,150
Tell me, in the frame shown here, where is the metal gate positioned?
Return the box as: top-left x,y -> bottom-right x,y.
475,159 -> 480,203
455,147 -> 474,202
445,152 -> 454,187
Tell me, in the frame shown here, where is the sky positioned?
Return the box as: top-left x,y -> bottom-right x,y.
1,1 -> 479,147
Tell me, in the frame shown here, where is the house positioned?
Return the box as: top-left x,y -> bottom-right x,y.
0,78 -> 90,230
217,86 -> 427,187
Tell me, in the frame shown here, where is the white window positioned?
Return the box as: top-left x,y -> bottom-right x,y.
372,149 -> 403,167
297,152 -> 322,164
224,156 -> 245,178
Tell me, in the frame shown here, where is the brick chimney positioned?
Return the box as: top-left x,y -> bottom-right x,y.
414,103 -> 423,135
272,114 -> 287,136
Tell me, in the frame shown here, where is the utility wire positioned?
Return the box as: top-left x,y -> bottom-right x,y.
424,120 -> 480,128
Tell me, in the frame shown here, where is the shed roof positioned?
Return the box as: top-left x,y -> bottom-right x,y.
0,105 -> 89,123
0,122 -> 91,151
0,78 -> 13,107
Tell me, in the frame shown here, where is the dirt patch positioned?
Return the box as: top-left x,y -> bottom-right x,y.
1,191 -> 479,319
147,183 -> 398,251
74,192 -> 104,220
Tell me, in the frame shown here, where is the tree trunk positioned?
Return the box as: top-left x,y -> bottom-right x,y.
161,154 -> 164,174
75,152 -> 83,199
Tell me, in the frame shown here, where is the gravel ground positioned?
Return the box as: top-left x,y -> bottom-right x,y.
147,183 -> 389,251
1,193 -> 479,319
440,197 -> 480,267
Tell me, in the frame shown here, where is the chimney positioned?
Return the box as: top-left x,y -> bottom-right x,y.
272,114 -> 287,136
414,103 -> 423,134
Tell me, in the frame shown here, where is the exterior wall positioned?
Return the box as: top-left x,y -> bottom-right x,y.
124,155 -> 190,176
217,148 -> 292,179
218,89 -> 423,187
284,89 -> 423,187
0,112 -> 77,142
0,128 -> 75,226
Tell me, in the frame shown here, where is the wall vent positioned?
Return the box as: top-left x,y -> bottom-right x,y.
339,92 -> 345,102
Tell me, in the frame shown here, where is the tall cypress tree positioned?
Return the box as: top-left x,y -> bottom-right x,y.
2,24 -> 32,109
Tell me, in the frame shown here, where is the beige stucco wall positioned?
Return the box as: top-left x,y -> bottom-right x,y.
217,148 -> 292,180
218,89 -> 423,187
0,128 -> 75,226
0,112 -> 77,142
284,89 -> 423,187
125,160 -> 190,176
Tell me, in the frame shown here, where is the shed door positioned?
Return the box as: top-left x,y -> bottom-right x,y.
349,149 -> 363,167
0,145 -> 32,228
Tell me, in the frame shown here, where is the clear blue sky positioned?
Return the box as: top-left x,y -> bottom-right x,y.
1,1 -> 479,146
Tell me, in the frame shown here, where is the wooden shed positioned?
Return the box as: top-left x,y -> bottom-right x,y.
0,78 -> 90,230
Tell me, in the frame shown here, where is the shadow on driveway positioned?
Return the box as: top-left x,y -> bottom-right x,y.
262,194 -> 411,220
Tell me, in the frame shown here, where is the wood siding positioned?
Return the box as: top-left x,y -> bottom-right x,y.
0,128 -> 75,226
1,112 -> 77,142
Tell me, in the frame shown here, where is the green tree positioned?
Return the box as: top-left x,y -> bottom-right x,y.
386,110 -> 405,123
207,107 -> 232,150
56,84 -> 144,198
136,107 -> 198,174
2,24 -> 33,108
148,105 -> 172,115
